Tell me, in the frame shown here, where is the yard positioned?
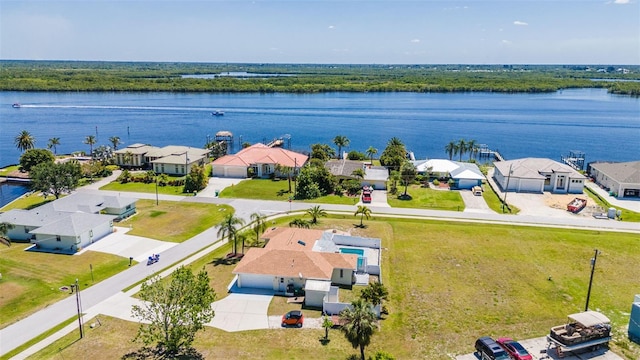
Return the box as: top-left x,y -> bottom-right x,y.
118,199 -> 233,242
25,216 -> 640,360
387,184 -> 466,211
0,244 -> 129,329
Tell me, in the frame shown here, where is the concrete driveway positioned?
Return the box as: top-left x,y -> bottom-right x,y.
79,226 -> 177,262
197,177 -> 246,197
209,293 -> 273,332
460,189 -> 493,214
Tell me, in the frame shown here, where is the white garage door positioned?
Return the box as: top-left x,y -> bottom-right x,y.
238,274 -> 274,290
213,166 -> 247,178
457,179 -> 478,189
518,179 -> 542,193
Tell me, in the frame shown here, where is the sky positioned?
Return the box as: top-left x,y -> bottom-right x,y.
1,0 -> 638,65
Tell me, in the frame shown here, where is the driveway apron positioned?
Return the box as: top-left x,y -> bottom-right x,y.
209,293 -> 273,332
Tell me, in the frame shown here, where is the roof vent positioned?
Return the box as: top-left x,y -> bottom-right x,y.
297,240 -> 306,246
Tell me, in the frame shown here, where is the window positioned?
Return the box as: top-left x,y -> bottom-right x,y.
544,175 -> 551,185
340,269 -> 344,277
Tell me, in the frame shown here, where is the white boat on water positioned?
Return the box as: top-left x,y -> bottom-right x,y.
12,103 -> 21,108
211,110 -> 224,116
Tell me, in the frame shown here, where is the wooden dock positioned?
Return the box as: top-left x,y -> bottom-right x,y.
478,144 -> 505,161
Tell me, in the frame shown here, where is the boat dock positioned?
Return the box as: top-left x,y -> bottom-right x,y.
478,144 -> 505,162
561,150 -> 585,171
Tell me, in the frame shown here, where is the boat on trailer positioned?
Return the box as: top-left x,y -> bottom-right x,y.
547,311 -> 611,357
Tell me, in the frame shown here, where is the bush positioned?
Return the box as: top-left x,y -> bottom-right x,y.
347,150 -> 366,160
19,148 -> 55,171
343,179 -> 362,196
432,179 -> 440,186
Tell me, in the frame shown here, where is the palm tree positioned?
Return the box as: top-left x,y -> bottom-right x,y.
275,164 -> 293,193
250,212 -> 267,248
47,137 -> 61,155
0,222 -> 15,247
366,146 -> 378,165
400,162 -> 417,196
217,214 -> 245,255
389,170 -> 401,195
354,205 -> 372,227
14,130 -> 35,152
444,141 -> 456,160
351,168 -> 365,180
456,138 -> 467,161
306,205 -> 327,225
109,136 -> 121,151
123,151 -> 133,167
333,135 -> 350,160
466,139 -> 477,161
84,135 -> 97,158
340,298 -> 378,360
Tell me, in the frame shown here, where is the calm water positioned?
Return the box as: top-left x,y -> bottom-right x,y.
0,182 -> 30,208
1,89 -> 638,169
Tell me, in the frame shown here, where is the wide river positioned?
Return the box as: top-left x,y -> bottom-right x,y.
1,89 -> 638,169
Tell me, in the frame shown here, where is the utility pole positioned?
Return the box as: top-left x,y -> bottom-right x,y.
585,249 -> 599,311
502,164 -> 513,213
73,278 -> 84,338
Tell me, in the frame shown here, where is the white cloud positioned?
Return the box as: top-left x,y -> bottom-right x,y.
328,25 -> 335,30
410,39 -> 420,43
513,21 -> 528,26
501,40 -> 512,45
614,0 -> 631,4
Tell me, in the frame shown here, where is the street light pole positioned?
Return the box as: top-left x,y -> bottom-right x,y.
585,249 -> 599,311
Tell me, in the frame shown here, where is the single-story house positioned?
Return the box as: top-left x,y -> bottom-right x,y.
588,161 -> 640,198
325,159 -> 388,190
232,227 -> 381,308
0,193 -> 136,253
212,143 -> 308,178
114,144 -> 210,175
494,158 -> 586,194
411,159 -> 484,189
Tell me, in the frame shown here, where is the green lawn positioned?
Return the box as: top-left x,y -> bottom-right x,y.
28,217 -> 640,360
387,184 -> 465,211
118,199 -> 233,242
100,181 -> 193,196
482,183 -> 520,214
219,178 -> 356,205
0,244 -> 130,329
585,186 -> 640,222
0,165 -> 20,176
0,192 -> 56,212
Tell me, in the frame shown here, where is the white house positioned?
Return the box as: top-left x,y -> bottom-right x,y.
588,161 -> 640,198
325,159 -> 389,190
494,158 -> 586,194
411,159 -> 484,189
0,193 -> 136,254
212,143 -> 308,178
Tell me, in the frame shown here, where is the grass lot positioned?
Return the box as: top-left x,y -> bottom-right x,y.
482,183 -> 521,214
29,216 -> 640,359
0,165 -> 20,176
0,192 -> 56,211
100,181 -> 193,196
585,186 -> 640,222
0,244 -> 130,329
387,184 -> 465,211
118,199 -> 233,242
218,179 -> 357,205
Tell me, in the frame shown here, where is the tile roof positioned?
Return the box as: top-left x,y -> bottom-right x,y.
590,161 -> 640,184
212,143 -> 307,168
495,158 -> 585,179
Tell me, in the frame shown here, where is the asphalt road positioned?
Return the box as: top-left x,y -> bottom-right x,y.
1,185 -> 639,357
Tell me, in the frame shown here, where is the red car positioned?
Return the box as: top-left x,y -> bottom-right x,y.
281,310 -> 304,327
496,337 -> 532,360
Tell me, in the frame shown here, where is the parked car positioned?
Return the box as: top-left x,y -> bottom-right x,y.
475,336 -> 510,360
282,310 -> 304,327
496,337 -> 533,360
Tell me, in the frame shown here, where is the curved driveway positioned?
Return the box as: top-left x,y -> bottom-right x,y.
2,179 -> 639,358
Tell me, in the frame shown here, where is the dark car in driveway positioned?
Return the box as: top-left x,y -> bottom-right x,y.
496,337 -> 533,360
282,310 -> 304,327
475,336 -> 510,360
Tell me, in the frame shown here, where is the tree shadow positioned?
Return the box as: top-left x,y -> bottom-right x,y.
353,223 -> 368,229
397,194 -> 413,201
209,255 -> 242,267
319,338 -> 331,346
122,346 -> 204,360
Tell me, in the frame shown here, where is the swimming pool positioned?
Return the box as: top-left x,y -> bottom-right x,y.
340,248 -> 365,268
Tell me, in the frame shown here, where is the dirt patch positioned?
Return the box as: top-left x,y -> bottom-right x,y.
542,193 -> 604,217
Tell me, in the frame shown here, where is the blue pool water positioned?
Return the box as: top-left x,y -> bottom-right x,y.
340,248 -> 365,268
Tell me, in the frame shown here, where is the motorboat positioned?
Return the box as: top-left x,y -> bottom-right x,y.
211,110 -> 224,116
547,311 -> 611,356
12,103 -> 21,108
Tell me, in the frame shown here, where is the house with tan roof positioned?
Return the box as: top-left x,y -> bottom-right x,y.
493,158 -> 586,194
114,144 -> 210,175
588,160 -> 640,198
211,143 -> 308,178
232,227 -> 381,309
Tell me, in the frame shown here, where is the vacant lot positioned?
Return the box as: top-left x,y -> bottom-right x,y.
387,184 -> 465,211
219,178 -> 357,205
118,199 -> 233,242
0,244 -> 129,329
29,217 -> 640,360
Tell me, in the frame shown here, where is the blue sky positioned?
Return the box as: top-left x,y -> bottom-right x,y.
1,0 -> 638,64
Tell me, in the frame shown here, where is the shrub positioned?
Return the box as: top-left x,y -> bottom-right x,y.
432,179 -> 440,186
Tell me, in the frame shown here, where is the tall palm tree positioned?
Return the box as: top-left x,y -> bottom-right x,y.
250,212 -> 267,248
84,135 -> 97,158
14,130 -> 35,153
354,205 -> 371,227
217,213 -> 245,255
0,222 -> 15,247
366,146 -> 378,165
340,298 -> 378,360
275,164 -> 293,193
333,135 -> 350,160
444,141 -> 456,160
306,205 -> 327,225
109,136 -> 121,151
466,139 -> 477,161
47,137 -> 61,155
456,138 -> 467,161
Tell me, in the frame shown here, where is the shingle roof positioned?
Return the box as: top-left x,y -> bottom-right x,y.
590,161 -> 640,184
212,143 -> 307,168
30,212 -> 116,237
114,144 -> 157,155
51,193 -> 137,213
325,159 -> 364,178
